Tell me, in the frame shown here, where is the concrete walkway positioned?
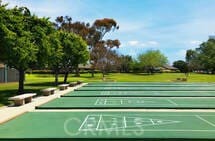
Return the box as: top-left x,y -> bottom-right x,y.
0,83 -> 87,124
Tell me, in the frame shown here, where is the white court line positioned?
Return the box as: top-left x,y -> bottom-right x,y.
167,99 -> 178,106
120,99 -> 123,105
78,115 -> 90,131
196,115 -> 215,127
94,98 -> 100,105
104,99 -> 107,105
96,115 -> 102,130
80,129 -> 215,132
150,119 -> 155,125
123,116 -> 127,128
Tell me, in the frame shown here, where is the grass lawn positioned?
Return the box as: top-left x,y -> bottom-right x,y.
0,72 -> 215,106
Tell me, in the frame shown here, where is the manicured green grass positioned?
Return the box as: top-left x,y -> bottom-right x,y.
0,73 -> 215,106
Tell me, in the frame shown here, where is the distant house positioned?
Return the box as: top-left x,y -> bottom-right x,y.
160,65 -> 179,72
78,64 -> 92,70
0,63 -> 19,83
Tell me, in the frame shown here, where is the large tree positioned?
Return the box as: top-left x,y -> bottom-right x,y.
185,49 -> 199,72
58,31 -> 89,83
55,16 -> 90,77
173,60 -> 188,74
48,31 -> 63,85
89,18 -> 120,77
138,50 -> 168,74
119,55 -> 133,73
0,5 -> 54,93
197,39 -> 215,73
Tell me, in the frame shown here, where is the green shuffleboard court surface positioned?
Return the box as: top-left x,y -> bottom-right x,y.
76,86 -> 215,91
37,97 -> 215,109
63,90 -> 215,97
1,111 -> 215,140
85,83 -> 215,87
86,82 -> 215,87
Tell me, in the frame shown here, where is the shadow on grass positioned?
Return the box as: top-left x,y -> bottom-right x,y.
0,88 -> 46,106
0,89 -> 18,105
25,82 -> 56,87
0,82 -> 59,106
133,73 -> 161,76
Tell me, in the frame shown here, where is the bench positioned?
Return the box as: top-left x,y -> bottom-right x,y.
8,93 -> 37,106
58,84 -> 69,90
41,88 -> 57,96
69,82 -> 77,87
176,78 -> 187,81
77,80 -> 83,85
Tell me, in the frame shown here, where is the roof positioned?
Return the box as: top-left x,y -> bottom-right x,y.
163,65 -> 178,70
78,64 -> 92,69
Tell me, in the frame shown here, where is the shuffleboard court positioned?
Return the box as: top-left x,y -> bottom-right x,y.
76,86 -> 215,91
1,111 -> 215,140
63,90 -> 215,97
37,97 -> 215,109
86,82 -> 215,87
85,83 -> 215,87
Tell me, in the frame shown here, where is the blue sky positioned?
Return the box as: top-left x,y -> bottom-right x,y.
2,0 -> 215,64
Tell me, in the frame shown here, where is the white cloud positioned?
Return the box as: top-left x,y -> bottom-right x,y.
147,41 -> 159,46
128,40 -> 139,46
189,40 -> 202,45
127,40 -> 159,48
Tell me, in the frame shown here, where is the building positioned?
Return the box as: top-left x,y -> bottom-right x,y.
0,63 -> 19,83
159,65 -> 179,73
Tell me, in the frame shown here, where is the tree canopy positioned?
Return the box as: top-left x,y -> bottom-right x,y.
173,60 -> 188,73
0,4 -> 89,93
138,50 -> 168,74
185,39 -> 215,73
0,5 -> 54,93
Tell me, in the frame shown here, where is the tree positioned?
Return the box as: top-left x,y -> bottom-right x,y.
138,50 -> 168,74
173,60 -> 188,74
48,31 -> 63,85
0,5 -> 54,93
197,39 -> 215,73
58,31 -> 89,83
186,49 -> 199,72
119,55 -> 133,73
55,16 -> 90,77
89,18 -> 120,77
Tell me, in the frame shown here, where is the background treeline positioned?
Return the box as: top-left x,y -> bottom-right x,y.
173,39 -> 215,74
0,2 -> 170,94
0,3 -> 121,93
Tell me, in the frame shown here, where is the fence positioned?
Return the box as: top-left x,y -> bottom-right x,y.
0,67 -> 19,83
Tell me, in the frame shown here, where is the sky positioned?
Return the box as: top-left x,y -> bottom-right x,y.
2,0 -> 215,64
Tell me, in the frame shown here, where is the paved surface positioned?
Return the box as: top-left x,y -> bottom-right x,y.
76,86 -> 215,91
63,90 -> 215,97
1,111 -> 215,140
37,97 -> 215,109
1,82 -> 215,140
0,83 -> 87,124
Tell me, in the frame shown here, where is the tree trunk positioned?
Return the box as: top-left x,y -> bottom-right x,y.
18,69 -> 25,94
91,69 -> 94,77
102,70 -> 105,80
54,69 -> 59,86
64,71 -> 69,83
75,67 -> 80,77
